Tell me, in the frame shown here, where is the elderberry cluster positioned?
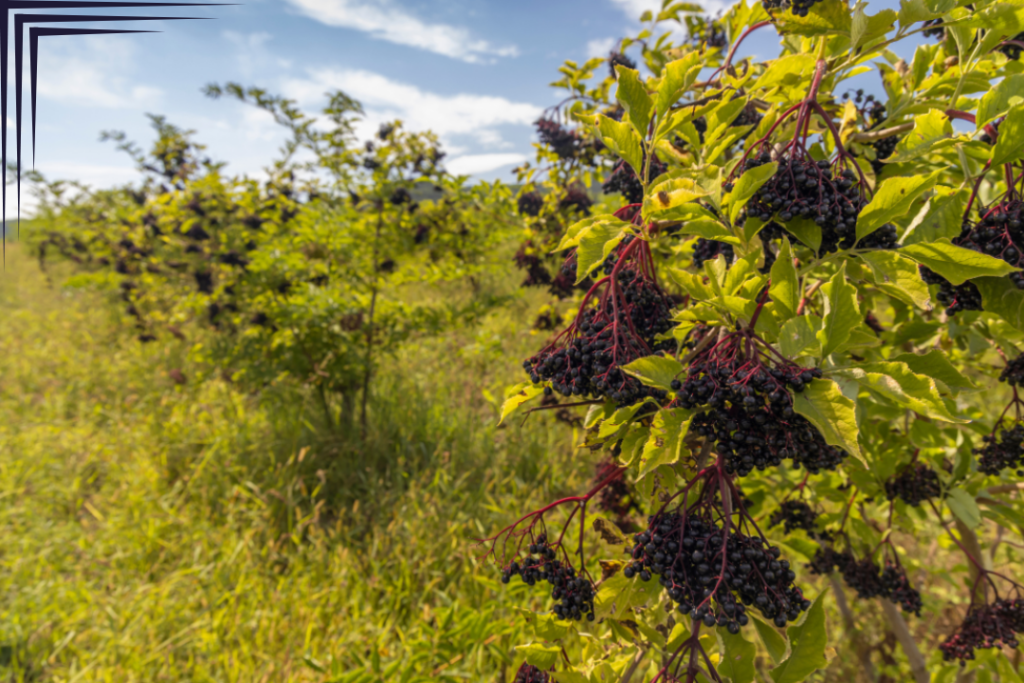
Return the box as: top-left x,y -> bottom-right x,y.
523,271 -> 675,405
1000,355 -> 1024,386
501,534 -> 597,622
762,0 -> 824,17
923,19 -> 945,39
769,500 -> 819,534
941,598 -> 1024,661
920,265 -> 983,315
691,238 -> 735,269
975,423 -> 1024,476
514,242 -> 552,288
518,192 -> 544,217
535,118 -> 581,160
608,51 -> 637,77
810,549 -> 922,615
738,152 -> 898,254
603,156 -> 668,204
514,663 -> 550,683
885,462 -> 942,506
623,513 -> 810,631
674,351 -> 845,475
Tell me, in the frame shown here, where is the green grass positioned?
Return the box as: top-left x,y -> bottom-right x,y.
0,245 -> 586,682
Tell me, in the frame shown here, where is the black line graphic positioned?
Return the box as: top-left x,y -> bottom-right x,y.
1,0 -> 230,252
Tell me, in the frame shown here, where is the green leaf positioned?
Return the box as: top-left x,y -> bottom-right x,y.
593,571 -> 663,620
818,263 -> 860,358
852,5 -> 897,48
754,55 -> 818,92
992,103 -> 1024,167
777,0 -> 853,35
901,239 -> 1020,285
887,109 -> 954,163
977,75 -> 1024,128
858,250 -> 931,308
575,222 -> 632,284
516,643 -> 561,670
645,176 -> 710,218
792,379 -> 861,460
891,349 -> 976,395
716,629 -> 757,683
752,614 -> 790,665
656,53 -> 702,118
975,276 -> 1024,331
682,219 -> 739,244
856,170 -> 941,241
638,408 -> 693,479
621,355 -> 684,391
770,593 -> 829,683
780,315 -> 821,358
782,217 -> 822,253
728,161 -> 778,224
595,115 -> 644,180
901,185 -> 966,246
615,66 -> 654,137
846,361 -> 966,422
499,382 -> 545,424
898,0 -> 941,28
947,488 -> 982,528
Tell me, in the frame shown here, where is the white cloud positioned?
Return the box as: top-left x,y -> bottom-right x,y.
34,35 -> 162,109
282,68 -> 541,150
587,37 -> 617,58
223,31 -> 275,77
282,0 -> 518,64
608,0 -> 726,23
446,153 -> 527,176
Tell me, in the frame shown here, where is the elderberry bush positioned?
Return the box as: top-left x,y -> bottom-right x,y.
885,462 -> 942,507
514,663 -> 551,683
941,598 -> 1024,661
623,513 -> 810,631
769,500 -> 819,534
501,534 -> 597,622
674,341 -> 846,475
975,423 -> 1024,476
737,151 -> 898,254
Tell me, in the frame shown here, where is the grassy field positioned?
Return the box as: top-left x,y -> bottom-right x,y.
0,244 -> 586,682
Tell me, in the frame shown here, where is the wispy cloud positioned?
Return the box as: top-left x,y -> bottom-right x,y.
283,68 -> 542,152
282,0 -> 518,64
586,37 -> 616,58
446,153 -> 527,176
608,0 -> 725,23
34,34 -> 162,109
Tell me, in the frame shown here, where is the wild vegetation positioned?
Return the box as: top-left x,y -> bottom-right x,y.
8,0 -> 1024,681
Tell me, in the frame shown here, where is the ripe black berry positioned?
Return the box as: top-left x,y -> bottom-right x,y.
691,239 -> 735,269
518,191 -> 544,217
535,118 -> 581,160
608,50 -> 636,78
603,156 -> 668,205
1000,355 -> 1024,386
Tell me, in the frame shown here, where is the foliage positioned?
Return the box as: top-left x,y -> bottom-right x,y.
494,0 -> 1024,681
28,91 -> 517,431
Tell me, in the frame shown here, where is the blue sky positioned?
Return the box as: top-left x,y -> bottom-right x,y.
9,0 -> 915,217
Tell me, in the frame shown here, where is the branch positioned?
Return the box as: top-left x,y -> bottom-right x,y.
848,123 -> 914,143
829,576 -> 878,683
880,599 -> 929,683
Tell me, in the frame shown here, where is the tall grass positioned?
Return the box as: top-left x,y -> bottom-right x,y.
0,245 -> 585,682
